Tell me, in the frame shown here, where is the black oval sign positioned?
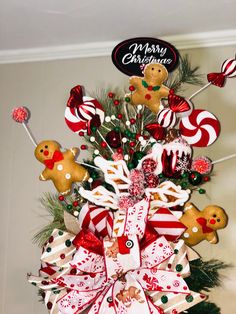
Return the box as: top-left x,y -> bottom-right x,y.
112,37 -> 179,76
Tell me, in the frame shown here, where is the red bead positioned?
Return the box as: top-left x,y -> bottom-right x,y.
129,149 -> 134,154
60,253 -> 65,259
135,134 -> 141,140
130,118 -> 136,124
203,176 -> 210,182
108,92 -> 114,98
101,141 -> 107,148
113,99 -> 120,106
129,141 -> 136,147
117,114 -> 123,119
117,147 -> 123,153
80,144 -> 87,150
58,195 -> 65,201
79,131 -> 84,136
137,114 -> 142,119
147,86 -> 153,91
129,85 -> 135,91
73,201 -> 79,207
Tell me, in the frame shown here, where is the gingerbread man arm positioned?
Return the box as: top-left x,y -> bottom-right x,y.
129,76 -> 142,89
205,231 -> 218,244
183,203 -> 200,217
39,168 -> 51,181
63,148 -> 79,160
161,85 -> 170,97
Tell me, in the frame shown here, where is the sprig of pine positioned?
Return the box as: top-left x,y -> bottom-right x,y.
186,301 -> 221,314
186,258 -> 230,292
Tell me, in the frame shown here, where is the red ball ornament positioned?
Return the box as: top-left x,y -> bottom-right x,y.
145,173 -> 159,188
113,99 -> 120,106
117,147 -> 123,153
129,149 -> 134,154
105,130 -> 121,148
79,131 -> 84,137
58,195 -> 65,201
12,106 -> 29,123
101,141 -> 107,148
142,158 -> 157,173
80,144 -> 87,150
108,92 -> 114,98
117,114 -> 123,119
129,85 -> 135,92
130,118 -> 136,124
73,201 -> 79,207
203,176 -> 210,182
129,141 -> 136,147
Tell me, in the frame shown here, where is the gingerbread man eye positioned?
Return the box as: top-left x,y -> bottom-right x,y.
217,218 -> 221,222
40,149 -> 43,153
45,145 -> 48,149
152,67 -> 154,70
158,69 -> 161,72
213,214 -> 217,217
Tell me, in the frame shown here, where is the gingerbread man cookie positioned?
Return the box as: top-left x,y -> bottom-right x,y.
127,63 -> 169,114
180,202 -> 228,246
34,140 -> 89,195
116,286 -> 145,307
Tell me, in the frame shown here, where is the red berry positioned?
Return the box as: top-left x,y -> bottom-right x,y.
129,149 -> 134,154
130,118 -> 136,124
137,114 -> 142,119
79,131 -> 84,136
203,176 -> 210,182
108,92 -> 114,98
117,114 -> 123,119
113,99 -> 120,106
73,201 -> 79,207
129,85 -> 135,91
101,141 -> 107,148
117,147 -> 123,153
135,134 -> 141,140
129,141 -> 136,147
58,195 -> 65,201
80,144 -> 87,150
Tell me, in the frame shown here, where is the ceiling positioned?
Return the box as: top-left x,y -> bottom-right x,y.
1,0 -> 236,51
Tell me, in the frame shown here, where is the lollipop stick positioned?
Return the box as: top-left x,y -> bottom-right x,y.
22,122 -> 38,147
188,82 -> 212,101
97,129 -> 114,155
212,154 -> 236,165
78,162 -> 101,170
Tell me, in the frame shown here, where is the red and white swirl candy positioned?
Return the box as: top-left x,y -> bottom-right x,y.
65,85 -> 104,135
179,109 -> 220,147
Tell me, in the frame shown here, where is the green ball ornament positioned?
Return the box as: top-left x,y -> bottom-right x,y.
114,127 -> 120,132
91,172 -> 98,179
188,171 -> 202,185
91,126 -> 97,132
181,172 -> 189,179
67,204 -> 73,211
199,188 -> 206,194
127,162 -> 135,170
131,133 -> 136,140
125,96 -> 131,102
181,182 -> 188,189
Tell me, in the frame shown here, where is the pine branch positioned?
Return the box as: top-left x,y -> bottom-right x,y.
185,259 -> 230,292
166,54 -> 204,92
186,301 -> 221,314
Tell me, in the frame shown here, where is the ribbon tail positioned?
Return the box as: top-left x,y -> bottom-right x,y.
89,285 -> 116,314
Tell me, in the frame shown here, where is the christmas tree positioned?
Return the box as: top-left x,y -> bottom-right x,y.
12,38 -> 236,314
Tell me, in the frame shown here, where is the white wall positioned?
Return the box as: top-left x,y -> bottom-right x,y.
1,45 -> 236,313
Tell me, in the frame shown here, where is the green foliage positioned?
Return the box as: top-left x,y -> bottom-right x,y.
186,259 -> 230,292
33,193 -> 66,247
186,301 -> 221,314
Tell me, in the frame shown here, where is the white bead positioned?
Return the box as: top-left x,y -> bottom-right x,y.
124,154 -> 129,161
137,104 -> 143,111
111,115 -> 116,120
88,178 -> 93,183
57,164 -> 63,171
138,136 -> 144,141
183,232 -> 189,238
90,136 -> 95,142
192,227 -> 198,233
73,210 -> 79,217
94,149 -> 99,155
141,140 -> 147,146
126,121 -> 131,126
122,137 -> 127,143
65,173 -> 71,180
159,104 -> 164,110
105,116 -> 111,122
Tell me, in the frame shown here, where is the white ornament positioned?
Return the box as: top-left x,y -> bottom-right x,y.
122,137 -> 127,143
124,154 -> 129,161
111,115 -> 116,120
88,178 -> 93,183
105,116 -> 111,122
137,104 -> 143,111
94,149 -> 99,155
90,136 -> 95,142
73,211 -> 79,217
126,121 -> 131,126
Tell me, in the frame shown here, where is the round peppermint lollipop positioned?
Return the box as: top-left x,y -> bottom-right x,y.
179,109 -> 220,147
